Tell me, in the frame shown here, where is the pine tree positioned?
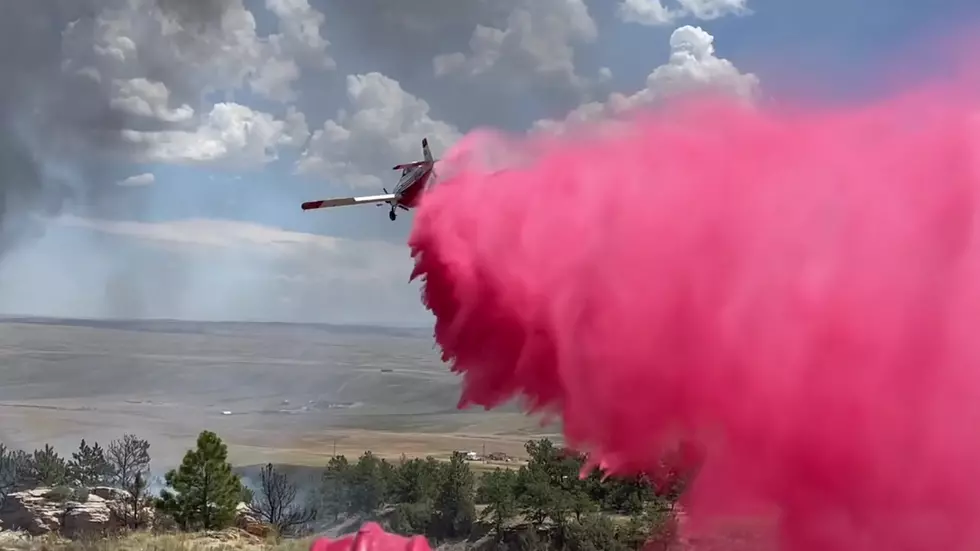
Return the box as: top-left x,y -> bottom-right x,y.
156,431 -> 245,530
347,452 -> 389,514
319,455 -> 351,521
121,471 -> 152,529
0,445 -> 31,504
477,468 -> 518,540
430,452 -> 476,540
27,444 -> 67,487
67,439 -> 111,487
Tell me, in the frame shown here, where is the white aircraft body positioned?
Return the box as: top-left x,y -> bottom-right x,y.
302,138 -> 437,221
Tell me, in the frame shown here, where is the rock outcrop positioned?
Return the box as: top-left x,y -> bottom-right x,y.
0,486 -> 150,537
235,502 -> 275,538
0,489 -> 265,540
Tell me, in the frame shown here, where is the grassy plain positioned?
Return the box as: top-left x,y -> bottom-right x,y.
0,317 -> 559,470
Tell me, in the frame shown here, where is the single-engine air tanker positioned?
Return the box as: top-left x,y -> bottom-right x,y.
301,138 -> 436,221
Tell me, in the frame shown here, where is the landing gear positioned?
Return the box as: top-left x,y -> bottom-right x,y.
389,209 -> 397,221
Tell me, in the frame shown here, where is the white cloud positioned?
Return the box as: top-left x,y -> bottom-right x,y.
57,215 -> 344,251
109,78 -> 194,122
64,0 -> 333,103
433,0 -> 599,89
534,26 -> 759,133
265,0 -> 334,68
53,214 -> 413,288
58,0 -> 329,167
117,173 -> 155,186
297,73 -> 460,189
121,103 -> 309,168
33,215 -> 422,323
618,0 -> 750,25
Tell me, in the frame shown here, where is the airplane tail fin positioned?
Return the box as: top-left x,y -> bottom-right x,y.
422,138 -> 434,163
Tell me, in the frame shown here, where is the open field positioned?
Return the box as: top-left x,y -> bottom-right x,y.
0,317 -> 559,470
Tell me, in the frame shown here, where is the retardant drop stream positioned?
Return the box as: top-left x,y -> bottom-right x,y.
408,91 -> 980,550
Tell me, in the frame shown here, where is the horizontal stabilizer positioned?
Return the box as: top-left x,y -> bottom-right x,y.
302,194 -> 396,210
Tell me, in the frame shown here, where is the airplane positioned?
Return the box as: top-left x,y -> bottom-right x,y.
301,138 -> 437,221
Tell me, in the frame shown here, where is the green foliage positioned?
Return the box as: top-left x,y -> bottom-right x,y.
156,430 -> 245,531
43,485 -> 74,502
120,470 -> 153,529
510,439 -> 691,549
388,501 -> 434,536
319,455 -> 352,520
313,437 -> 690,548
240,484 -> 255,505
0,444 -> 31,502
429,452 -> 476,541
476,468 -> 518,539
105,434 -> 155,529
511,526 -> 548,551
2,428 -> 695,550
42,484 -> 88,502
516,439 -> 595,533
0,429 -> 696,550
27,444 -> 68,487
347,452 -> 392,515
68,439 -> 112,487
72,486 -> 90,502
565,514 -> 651,551
390,456 -> 443,505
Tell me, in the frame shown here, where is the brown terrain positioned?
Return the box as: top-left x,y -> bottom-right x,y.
0,317 -> 559,470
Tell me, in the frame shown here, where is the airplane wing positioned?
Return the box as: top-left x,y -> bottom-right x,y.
392,161 -> 428,170
302,194 -> 396,210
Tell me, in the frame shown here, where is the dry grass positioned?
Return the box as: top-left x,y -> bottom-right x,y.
0,530 -> 315,551
0,318 -> 559,468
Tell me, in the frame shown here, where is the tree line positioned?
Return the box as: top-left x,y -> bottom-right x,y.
0,435 -> 150,507
0,433 -> 696,550
0,432 -> 282,534
319,438 -> 696,550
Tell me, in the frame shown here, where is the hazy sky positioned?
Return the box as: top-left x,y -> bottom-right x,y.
0,0 -> 975,325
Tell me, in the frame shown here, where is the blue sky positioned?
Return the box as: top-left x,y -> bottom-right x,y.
1,0 -> 977,324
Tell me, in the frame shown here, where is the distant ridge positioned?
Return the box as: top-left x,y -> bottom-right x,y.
0,315 -> 431,339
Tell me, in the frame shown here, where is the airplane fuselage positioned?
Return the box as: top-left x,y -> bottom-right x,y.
300,137 -> 436,221
391,165 -> 433,210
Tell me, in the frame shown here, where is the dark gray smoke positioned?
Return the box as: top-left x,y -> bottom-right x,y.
155,0 -> 237,28
0,0 -> 251,262
0,1 -> 105,257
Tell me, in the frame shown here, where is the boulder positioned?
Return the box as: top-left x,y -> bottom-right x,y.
235,502 -> 274,538
0,488 -> 65,535
90,487 -> 131,502
0,487 -> 152,538
63,498 -> 113,538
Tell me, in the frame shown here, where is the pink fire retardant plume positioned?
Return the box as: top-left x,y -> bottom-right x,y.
404,86 -> 980,550
309,523 -> 430,551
